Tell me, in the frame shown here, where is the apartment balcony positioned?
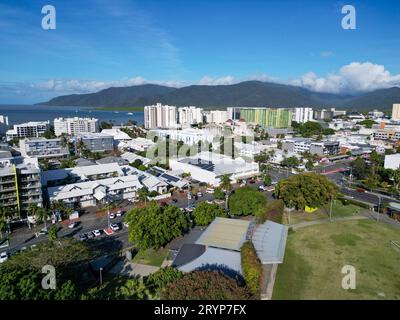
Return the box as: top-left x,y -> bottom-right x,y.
0,178 -> 15,184
0,192 -> 17,200
0,186 -> 16,192
20,176 -> 40,183
19,182 -> 41,189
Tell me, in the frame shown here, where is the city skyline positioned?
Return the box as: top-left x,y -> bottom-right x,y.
0,0 -> 400,103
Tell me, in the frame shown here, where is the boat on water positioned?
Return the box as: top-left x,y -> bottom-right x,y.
127,112 -> 133,115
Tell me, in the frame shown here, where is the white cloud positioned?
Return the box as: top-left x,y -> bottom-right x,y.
292,62 -> 400,94
198,76 -> 237,86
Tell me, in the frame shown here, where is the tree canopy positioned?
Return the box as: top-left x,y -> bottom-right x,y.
228,186 -> 267,216
192,201 -> 227,226
274,172 -> 338,209
125,202 -> 189,250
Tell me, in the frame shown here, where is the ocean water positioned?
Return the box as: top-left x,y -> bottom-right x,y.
0,105 -> 144,125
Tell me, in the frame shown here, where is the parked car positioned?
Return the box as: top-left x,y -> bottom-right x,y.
79,234 -> 88,241
116,210 -> 125,217
206,188 -> 214,194
258,185 -> 267,191
197,192 -> 203,197
109,213 -> 116,219
356,188 -> 365,193
92,230 -> 101,237
110,223 -> 120,232
86,232 -> 94,239
68,221 -> 78,229
0,251 -> 8,263
249,179 -> 256,184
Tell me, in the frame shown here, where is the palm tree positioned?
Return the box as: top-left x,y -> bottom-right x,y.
0,207 -> 12,239
137,187 -> 149,204
36,207 -> 49,230
219,174 -> 232,211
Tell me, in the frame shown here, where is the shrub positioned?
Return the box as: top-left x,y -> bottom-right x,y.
192,201 -> 227,226
161,270 -> 253,300
241,242 -> 263,296
228,187 -> 267,216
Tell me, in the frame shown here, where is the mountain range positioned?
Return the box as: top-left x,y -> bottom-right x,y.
38,81 -> 400,111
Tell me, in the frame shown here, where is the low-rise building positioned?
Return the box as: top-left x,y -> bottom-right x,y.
169,151 -> 259,186
20,138 -> 69,159
118,137 -> 155,152
6,121 -> 50,141
151,128 -> 214,145
77,132 -> 114,153
282,138 -> 340,156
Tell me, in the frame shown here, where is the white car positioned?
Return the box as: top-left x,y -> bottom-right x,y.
0,251 -> 8,263
206,188 -> 214,194
68,221 -> 78,229
92,230 -> 102,237
258,185 -> 267,191
109,213 -> 116,219
110,223 -> 120,232
197,192 -> 203,197
116,210 -> 125,217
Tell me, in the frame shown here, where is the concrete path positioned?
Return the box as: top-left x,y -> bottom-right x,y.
109,260 -> 160,277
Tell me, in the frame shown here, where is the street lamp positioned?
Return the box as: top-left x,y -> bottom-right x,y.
376,195 -> 381,222
99,267 -> 103,285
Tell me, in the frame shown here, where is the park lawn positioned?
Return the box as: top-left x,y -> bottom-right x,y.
132,248 -> 169,267
282,201 -> 362,225
273,219 -> 400,300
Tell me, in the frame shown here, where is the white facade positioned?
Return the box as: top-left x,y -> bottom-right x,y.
294,108 -> 313,123
20,138 -> 69,159
209,110 -> 229,124
392,104 -> 400,121
178,106 -> 203,127
118,137 -> 155,152
170,152 -> 259,186
384,154 -> 400,170
0,115 -> 8,135
144,103 -> 177,129
6,121 -> 49,140
151,128 -> 215,145
54,117 -> 99,136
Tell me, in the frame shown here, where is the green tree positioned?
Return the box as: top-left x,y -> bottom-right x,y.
161,270 -> 253,300
119,278 -> 148,300
137,187 -> 149,203
0,207 -> 12,239
213,187 -> 224,200
365,174 -> 380,190
192,201 -> 228,226
351,157 -> 368,179
305,160 -> 314,170
219,174 -> 232,191
358,119 -> 376,128
275,172 -> 338,210
125,202 -> 189,250
228,187 -> 267,216
262,174 -> 272,186
145,267 -> 183,297
48,226 -> 58,242
281,156 -> 300,168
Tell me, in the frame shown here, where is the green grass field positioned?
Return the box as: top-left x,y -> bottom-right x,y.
273,219 -> 400,300
283,201 -> 363,225
132,248 -> 169,267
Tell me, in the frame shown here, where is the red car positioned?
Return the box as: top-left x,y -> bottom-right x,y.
356,188 -> 365,193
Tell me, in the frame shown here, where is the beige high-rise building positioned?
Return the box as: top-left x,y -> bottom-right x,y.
391,104 -> 400,121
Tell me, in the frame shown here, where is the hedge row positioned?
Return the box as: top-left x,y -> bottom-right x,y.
240,241 -> 263,296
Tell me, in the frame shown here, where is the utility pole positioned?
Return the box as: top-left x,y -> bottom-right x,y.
329,197 -> 334,221
99,267 -> 103,285
377,195 -> 381,222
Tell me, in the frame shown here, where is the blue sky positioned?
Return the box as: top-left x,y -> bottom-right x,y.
0,0 -> 399,103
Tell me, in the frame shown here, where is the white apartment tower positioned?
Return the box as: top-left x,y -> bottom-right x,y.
178,106 -> 203,127
144,103 -> 177,129
54,117 -> 99,136
294,107 -> 313,123
392,104 -> 400,121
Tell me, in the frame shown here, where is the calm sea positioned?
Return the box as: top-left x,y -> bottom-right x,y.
0,105 -> 144,125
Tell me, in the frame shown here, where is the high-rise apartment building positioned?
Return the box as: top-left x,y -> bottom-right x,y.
144,103 -> 177,129
0,115 -> 9,135
294,107 -> 313,123
239,108 -> 292,128
227,107 -> 241,121
209,110 -> 229,124
391,104 -> 400,121
54,117 -> 99,136
178,106 -> 203,127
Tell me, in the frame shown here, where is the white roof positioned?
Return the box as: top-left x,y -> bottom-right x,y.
101,129 -> 131,140
41,163 -> 124,185
48,175 -> 142,201
178,247 -> 242,275
121,152 -> 151,165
